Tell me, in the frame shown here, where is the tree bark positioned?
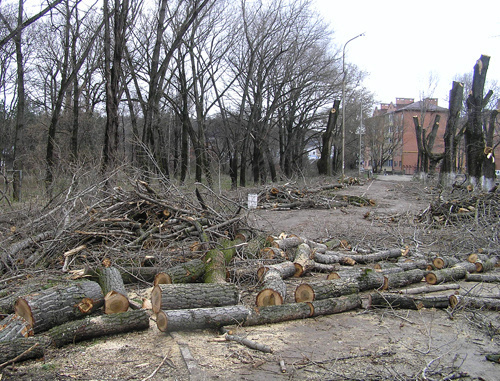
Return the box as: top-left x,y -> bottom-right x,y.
432,256 -> 459,270
317,100 -> 341,176
14,281 -> 104,333
0,314 -> 33,341
294,279 -> 359,302
154,259 -> 207,285
395,283 -> 460,295
203,237 -> 243,283
425,266 -> 467,285
475,257 -> 498,273
151,283 -> 239,314
257,261 -> 296,281
449,295 -> 500,311
313,251 -> 356,266
0,336 -> 51,367
385,269 -> 425,290
47,309 -> 150,347
465,273 -> 500,283
369,293 -> 450,310
156,305 -> 250,332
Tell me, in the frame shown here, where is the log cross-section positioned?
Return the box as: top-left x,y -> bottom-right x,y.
295,279 -> 359,302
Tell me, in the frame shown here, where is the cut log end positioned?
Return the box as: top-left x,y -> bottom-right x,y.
256,267 -> 268,282
326,273 -> 341,280
104,291 -> 129,314
449,294 -> 459,309
256,289 -> 283,307
425,273 -> 438,285
13,298 -> 34,329
151,285 -> 162,314
433,257 -> 445,269
156,310 -> 168,332
293,263 -> 304,277
154,272 -> 172,286
295,284 -> 314,303
78,297 -> 95,314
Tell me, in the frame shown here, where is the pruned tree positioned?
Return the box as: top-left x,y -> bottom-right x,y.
464,55 -> 495,190
317,100 -> 340,176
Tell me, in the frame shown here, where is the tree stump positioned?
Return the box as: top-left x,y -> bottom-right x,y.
14,281 -> 104,333
151,283 -> 239,314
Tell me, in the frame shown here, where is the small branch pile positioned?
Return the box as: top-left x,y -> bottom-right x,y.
255,180 -> 374,210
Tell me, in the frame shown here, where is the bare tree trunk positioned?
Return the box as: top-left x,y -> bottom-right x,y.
465,55 -> 490,189
317,100 -> 341,176
482,109 -> 497,191
440,81 -> 464,187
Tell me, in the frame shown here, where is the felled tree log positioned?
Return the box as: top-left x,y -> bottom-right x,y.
270,236 -> 304,252
151,283 -> 239,313
425,266 -> 467,285
454,261 -> 477,273
260,247 -> 287,260
374,259 -> 428,273
313,251 -> 356,266
293,243 -> 315,277
295,279 -> 359,302
256,269 -> 287,307
203,237 -> 243,283
244,295 -> 362,326
0,336 -> 51,366
346,248 -> 404,264
14,281 -> 104,333
311,262 -> 339,273
97,267 -> 129,314
449,295 -> 500,311
0,314 -> 33,341
395,283 -> 460,295
465,273 -> 500,282
467,253 -> 490,263
432,256 -> 459,269
475,257 -> 498,273
156,305 -> 250,332
369,293 -> 450,310
225,334 -> 272,353
154,259 -> 206,285
257,261 -> 296,281
385,269 -> 425,289
47,309 -> 150,347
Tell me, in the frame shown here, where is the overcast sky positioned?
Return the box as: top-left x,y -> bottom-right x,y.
313,0 -> 500,107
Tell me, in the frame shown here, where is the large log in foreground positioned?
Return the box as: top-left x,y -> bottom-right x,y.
14,281 -> 104,333
151,283 -> 239,314
156,305 -> 250,332
0,336 -> 51,367
295,279 -> 359,302
368,293 -> 451,310
47,309 -> 150,347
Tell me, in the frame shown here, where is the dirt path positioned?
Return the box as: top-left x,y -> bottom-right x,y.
2,177 -> 499,380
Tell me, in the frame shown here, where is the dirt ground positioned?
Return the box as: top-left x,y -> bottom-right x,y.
2,175 -> 499,380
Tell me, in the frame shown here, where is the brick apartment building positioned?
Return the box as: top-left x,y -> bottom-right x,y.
364,97 -> 449,175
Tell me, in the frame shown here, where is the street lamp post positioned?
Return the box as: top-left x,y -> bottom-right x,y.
341,33 -> 364,180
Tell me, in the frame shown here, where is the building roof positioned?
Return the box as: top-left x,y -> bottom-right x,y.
395,100 -> 448,113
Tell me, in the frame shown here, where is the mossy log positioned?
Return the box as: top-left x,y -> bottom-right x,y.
14,281 -> 104,334
47,309 -> 150,347
151,283 -> 239,313
203,237 -> 244,283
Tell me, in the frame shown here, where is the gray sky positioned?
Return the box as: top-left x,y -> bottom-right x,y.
314,0 -> 500,107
